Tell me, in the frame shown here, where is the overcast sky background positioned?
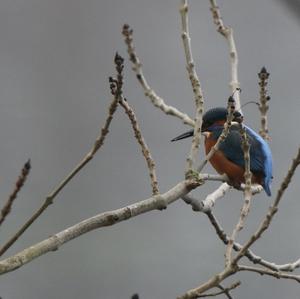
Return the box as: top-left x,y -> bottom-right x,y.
0,1 -> 299,298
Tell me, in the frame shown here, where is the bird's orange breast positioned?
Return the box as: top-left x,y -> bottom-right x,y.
204,133 -> 262,186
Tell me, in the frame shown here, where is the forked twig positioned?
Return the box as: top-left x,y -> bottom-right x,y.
122,24 -> 194,127
197,281 -> 240,298
110,53 -> 159,195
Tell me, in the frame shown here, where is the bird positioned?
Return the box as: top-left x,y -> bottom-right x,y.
171,107 -> 273,196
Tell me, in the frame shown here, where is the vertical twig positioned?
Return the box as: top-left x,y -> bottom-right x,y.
225,127 -> 252,266
0,160 -> 31,226
179,0 -> 205,172
209,0 -> 241,111
258,67 -> 270,140
197,96 -> 236,173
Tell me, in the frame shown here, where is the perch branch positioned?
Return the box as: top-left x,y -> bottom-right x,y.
0,160 -> 31,226
0,179 -> 200,275
209,0 -> 241,111
122,24 -> 194,127
179,0 -> 204,171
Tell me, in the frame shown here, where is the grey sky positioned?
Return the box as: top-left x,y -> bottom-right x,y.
0,1 -> 299,298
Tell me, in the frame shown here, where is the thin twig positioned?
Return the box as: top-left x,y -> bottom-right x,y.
225,127 -> 252,266
258,67 -> 270,140
179,0 -> 204,172
119,99 -> 159,195
0,179 -> 200,275
122,24 -> 194,127
238,265 -> 300,283
110,53 -> 159,195
197,281 -> 240,298
209,0 -> 241,111
0,160 -> 31,226
0,88 -> 120,257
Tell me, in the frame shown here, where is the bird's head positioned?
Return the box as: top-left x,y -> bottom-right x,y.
171,107 -> 243,141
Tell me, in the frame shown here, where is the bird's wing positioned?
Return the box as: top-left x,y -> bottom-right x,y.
218,125 -> 266,175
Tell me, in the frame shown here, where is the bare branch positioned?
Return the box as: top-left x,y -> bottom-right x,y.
238,265 -> 300,283
110,53 -> 159,195
119,99 -> 159,195
0,160 -> 31,226
258,67 -> 270,140
0,93 -> 119,257
225,127 -> 252,266
197,281 -> 240,298
122,24 -> 194,127
179,0 -> 204,171
0,179 -> 201,275
209,0 -> 241,111
182,182 -> 230,212
177,267 -> 235,299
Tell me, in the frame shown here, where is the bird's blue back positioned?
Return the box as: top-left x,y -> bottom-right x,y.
209,124 -> 273,196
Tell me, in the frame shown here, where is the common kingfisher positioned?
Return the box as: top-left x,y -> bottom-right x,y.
171,107 -> 273,196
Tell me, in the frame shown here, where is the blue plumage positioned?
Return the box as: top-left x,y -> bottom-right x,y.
207,123 -> 273,196
171,107 -> 273,196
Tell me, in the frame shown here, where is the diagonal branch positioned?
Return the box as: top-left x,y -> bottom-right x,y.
122,24 -> 195,127
0,91 -> 119,257
0,179 -> 200,275
238,265 -> 300,283
197,281 -> 241,298
119,99 -> 159,195
0,160 -> 31,226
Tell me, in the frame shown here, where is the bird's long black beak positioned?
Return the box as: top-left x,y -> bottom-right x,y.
171,129 -> 194,142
